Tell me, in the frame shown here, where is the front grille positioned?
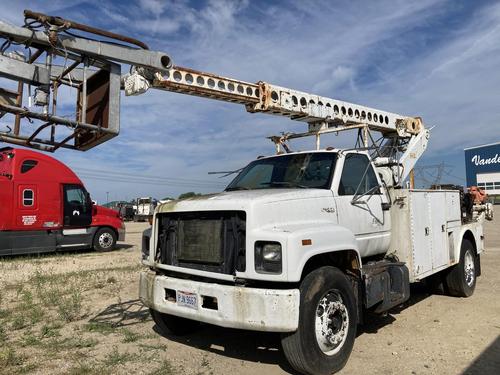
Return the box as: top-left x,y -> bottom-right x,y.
156,211 -> 246,274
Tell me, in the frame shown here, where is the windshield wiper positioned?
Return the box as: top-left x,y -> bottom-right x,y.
260,181 -> 308,189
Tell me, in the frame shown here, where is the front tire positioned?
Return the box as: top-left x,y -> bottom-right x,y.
281,266 -> 357,375
444,238 -> 477,297
93,227 -> 117,252
150,309 -> 200,336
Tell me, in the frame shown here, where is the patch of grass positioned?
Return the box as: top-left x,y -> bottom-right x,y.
0,307 -> 12,320
11,315 -> 27,330
19,331 -> 42,347
121,328 -> 140,343
67,361 -> 103,375
39,335 -> 96,352
0,325 -> 7,343
18,288 -> 45,324
83,322 -> 116,335
17,363 -> 39,374
40,323 -> 62,338
148,361 -> 177,375
201,355 -> 210,368
40,336 -> 73,352
28,265 -> 141,286
57,287 -> 83,322
39,286 -> 62,307
74,336 -> 99,349
0,346 -> 24,367
102,347 -> 134,367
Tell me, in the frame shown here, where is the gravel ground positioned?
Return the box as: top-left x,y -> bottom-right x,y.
0,209 -> 498,375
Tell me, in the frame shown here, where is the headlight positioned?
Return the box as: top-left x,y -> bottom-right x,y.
255,241 -> 282,274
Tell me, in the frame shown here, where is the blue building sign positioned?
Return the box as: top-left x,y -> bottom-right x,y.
464,142 -> 500,187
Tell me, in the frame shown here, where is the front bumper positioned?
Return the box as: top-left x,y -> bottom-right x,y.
118,227 -> 125,242
139,270 -> 300,332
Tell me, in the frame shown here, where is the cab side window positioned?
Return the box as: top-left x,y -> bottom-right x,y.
338,154 -> 380,196
23,189 -> 34,206
21,160 -> 38,173
64,185 -> 90,214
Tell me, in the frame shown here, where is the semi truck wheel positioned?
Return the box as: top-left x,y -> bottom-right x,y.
281,266 -> 357,375
93,227 -> 117,252
150,309 -> 200,336
444,238 -> 477,297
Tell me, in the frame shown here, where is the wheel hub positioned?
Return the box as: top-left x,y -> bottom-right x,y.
464,250 -> 475,287
99,232 -> 113,248
315,291 -> 349,355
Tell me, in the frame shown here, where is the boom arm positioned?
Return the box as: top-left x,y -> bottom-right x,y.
0,10 -> 427,185
151,66 -> 422,138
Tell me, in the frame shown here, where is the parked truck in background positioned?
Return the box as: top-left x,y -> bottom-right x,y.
0,147 -> 125,256
134,197 -> 156,222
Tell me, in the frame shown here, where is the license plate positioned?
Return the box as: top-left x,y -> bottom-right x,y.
176,290 -> 198,310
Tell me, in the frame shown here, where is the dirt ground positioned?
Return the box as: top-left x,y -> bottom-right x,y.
0,211 -> 499,375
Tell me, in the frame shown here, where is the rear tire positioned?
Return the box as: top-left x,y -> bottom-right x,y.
281,266 -> 357,375
93,227 -> 117,252
150,309 -> 200,336
444,238 -> 477,297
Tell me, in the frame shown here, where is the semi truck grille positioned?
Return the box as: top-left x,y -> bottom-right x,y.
156,211 -> 246,275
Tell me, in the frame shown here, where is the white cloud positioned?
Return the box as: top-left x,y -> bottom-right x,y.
139,0 -> 167,15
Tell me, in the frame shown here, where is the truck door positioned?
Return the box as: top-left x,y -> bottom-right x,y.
62,184 -> 92,227
335,153 -> 390,257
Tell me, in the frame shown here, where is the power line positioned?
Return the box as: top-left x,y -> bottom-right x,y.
73,167 -> 230,185
77,173 -> 226,189
413,162 -> 464,187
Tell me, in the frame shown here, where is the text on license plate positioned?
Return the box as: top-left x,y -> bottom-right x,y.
176,291 -> 198,310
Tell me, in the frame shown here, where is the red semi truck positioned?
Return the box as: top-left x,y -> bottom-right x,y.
0,147 -> 125,256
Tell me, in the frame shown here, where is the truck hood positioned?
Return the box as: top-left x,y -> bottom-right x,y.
157,189 -> 334,214
94,205 -> 121,218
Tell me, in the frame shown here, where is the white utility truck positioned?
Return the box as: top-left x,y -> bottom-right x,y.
134,197 -> 156,222
138,69 -> 493,374
0,11 -> 493,375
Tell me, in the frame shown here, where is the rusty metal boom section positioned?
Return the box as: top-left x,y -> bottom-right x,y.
153,67 -> 422,139
0,10 -> 172,152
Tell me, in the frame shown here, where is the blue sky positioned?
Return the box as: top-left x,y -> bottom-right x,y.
1,0 -> 499,202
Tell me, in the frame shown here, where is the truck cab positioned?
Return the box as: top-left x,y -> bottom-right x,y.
142,149 -> 392,283
141,148 -> 487,375
0,147 -> 125,256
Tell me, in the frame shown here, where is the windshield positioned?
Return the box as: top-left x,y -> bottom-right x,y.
138,199 -> 151,204
226,152 -> 337,191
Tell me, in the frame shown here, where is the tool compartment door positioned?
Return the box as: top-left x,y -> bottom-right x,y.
410,192 -> 433,277
429,192 -> 448,269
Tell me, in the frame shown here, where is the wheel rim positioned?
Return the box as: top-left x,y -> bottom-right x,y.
464,250 -> 475,287
315,290 -> 349,356
99,232 -> 113,248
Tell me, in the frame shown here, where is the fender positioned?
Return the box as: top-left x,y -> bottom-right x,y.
453,223 -> 484,265
277,223 -> 360,282
91,205 -> 124,234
